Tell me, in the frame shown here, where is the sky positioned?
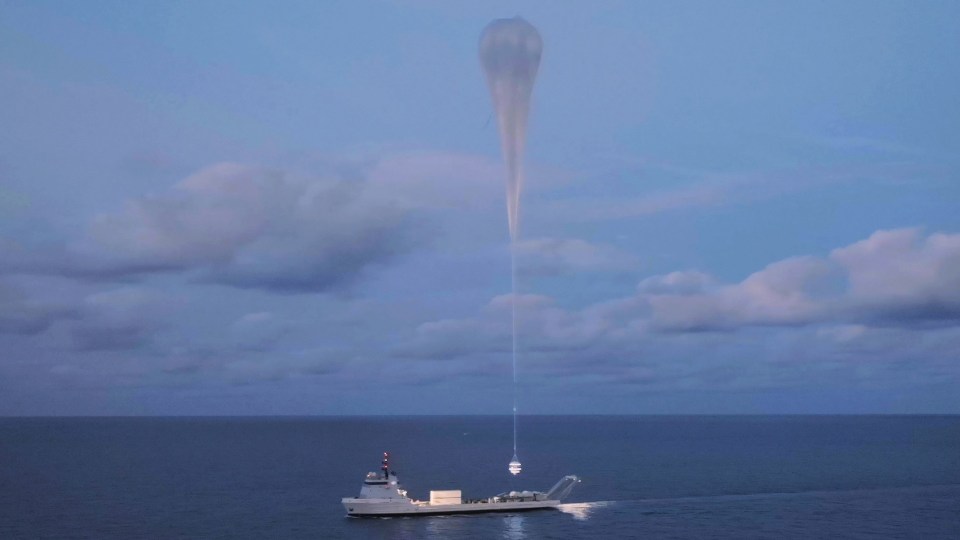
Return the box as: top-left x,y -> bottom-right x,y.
1,0 -> 959,415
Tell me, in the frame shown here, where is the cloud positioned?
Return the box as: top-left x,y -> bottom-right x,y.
396,228 -> 960,384
647,256 -> 835,331
638,270 -> 713,295
644,228 -> 960,331
222,347 -> 350,385
11,162 -> 420,293
831,228 -> 960,323
230,312 -> 290,352
0,277 -> 77,335
4,151 -> 556,293
515,237 -> 639,276
69,287 -> 169,352
0,276 -> 170,352
398,293 -> 611,360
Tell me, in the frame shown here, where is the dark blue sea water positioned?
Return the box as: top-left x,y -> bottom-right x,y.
1,416 -> 958,539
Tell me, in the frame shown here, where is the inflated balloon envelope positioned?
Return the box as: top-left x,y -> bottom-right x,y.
479,17 -> 542,241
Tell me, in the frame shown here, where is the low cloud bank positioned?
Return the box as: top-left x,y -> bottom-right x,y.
401,228 -> 960,362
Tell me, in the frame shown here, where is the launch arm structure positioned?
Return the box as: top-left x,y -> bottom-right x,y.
546,475 -> 581,501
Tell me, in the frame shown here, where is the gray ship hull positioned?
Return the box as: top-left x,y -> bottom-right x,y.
342,454 -> 579,518
342,497 -> 560,517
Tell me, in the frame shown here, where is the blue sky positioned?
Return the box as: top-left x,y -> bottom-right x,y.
1,1 -> 958,415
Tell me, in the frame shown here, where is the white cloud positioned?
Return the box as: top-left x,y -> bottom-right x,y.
638,270 -> 713,295
397,229 -> 960,382
643,229 -> 960,331
647,256 -> 834,331
69,287 -> 170,351
19,162 -> 418,292
515,237 -> 639,276
231,312 -> 290,351
223,348 -> 348,385
0,277 -> 77,335
398,293 -> 611,360
0,276 -> 171,351
831,228 -> 960,321
5,151 -> 568,293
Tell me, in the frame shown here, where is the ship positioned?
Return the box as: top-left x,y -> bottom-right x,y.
342,452 -> 580,517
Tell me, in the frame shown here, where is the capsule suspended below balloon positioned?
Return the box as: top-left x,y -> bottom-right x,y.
508,456 -> 522,476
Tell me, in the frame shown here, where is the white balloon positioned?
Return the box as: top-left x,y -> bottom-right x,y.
479,17 -> 542,241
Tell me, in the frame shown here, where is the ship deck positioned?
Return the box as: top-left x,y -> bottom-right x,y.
345,499 -> 560,517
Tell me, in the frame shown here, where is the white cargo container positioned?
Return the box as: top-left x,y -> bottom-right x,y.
429,490 -> 462,505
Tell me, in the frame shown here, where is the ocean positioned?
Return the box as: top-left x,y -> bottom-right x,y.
1,416 -> 958,539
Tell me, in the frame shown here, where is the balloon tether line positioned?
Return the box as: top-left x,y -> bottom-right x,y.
511,239 -> 518,460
